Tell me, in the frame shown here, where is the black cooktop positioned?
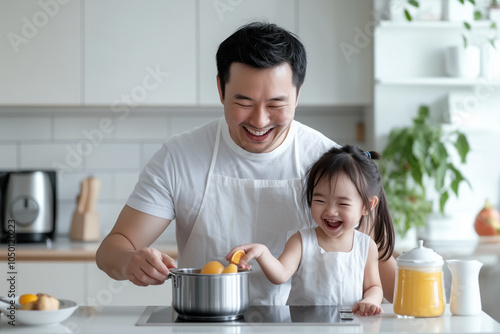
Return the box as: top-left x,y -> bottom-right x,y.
136,306 -> 361,326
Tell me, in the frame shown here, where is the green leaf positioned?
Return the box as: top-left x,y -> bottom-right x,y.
450,165 -> 472,192
458,0 -> 465,4
463,22 -> 471,30
468,0 -> 475,4
416,105 -> 429,123
454,133 -> 470,163
404,9 -> 412,21
474,10 -> 482,21
490,39 -> 497,49
462,34 -> 468,48
410,164 -> 423,187
439,191 -> 449,213
412,140 -> 427,162
434,161 -> 447,191
450,171 -> 464,195
492,22 -> 497,29
408,0 -> 419,7
431,142 -> 448,164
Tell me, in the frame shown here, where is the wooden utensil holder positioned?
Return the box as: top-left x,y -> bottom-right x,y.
69,211 -> 100,241
69,176 -> 101,241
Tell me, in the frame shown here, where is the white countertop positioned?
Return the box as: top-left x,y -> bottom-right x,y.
1,304 -> 499,333
0,236 -> 178,261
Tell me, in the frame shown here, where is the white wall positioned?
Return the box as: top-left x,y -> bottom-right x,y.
0,108 -> 363,239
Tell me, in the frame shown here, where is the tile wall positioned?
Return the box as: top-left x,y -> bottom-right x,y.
0,108 -> 364,241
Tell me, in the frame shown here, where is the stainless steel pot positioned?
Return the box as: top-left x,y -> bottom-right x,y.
169,268 -> 250,321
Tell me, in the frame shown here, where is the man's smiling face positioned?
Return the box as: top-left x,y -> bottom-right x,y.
218,62 -> 299,153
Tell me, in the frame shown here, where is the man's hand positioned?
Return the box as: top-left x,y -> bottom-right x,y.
125,247 -> 176,286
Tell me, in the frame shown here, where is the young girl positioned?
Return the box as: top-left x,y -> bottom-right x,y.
226,145 -> 395,316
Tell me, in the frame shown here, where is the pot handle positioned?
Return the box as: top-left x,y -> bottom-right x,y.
168,272 -> 178,288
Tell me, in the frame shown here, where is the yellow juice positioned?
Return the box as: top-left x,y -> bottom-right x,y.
393,267 -> 445,317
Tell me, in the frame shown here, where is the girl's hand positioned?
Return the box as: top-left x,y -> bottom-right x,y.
352,302 -> 382,316
226,244 -> 267,271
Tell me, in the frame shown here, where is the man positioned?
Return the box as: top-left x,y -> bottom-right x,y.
96,22 -> 396,305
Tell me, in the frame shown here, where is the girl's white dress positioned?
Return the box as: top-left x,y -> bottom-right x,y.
286,227 -> 370,307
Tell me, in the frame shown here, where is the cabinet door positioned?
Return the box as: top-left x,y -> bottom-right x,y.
0,0 -> 81,105
84,0 -> 196,106
85,262 -> 171,306
198,0 -> 296,106
0,262 -> 86,305
298,0 -> 373,105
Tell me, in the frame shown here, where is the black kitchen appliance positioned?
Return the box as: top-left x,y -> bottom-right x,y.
0,170 -> 57,243
136,305 -> 360,326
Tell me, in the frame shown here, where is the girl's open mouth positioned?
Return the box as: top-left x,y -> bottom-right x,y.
325,220 -> 342,229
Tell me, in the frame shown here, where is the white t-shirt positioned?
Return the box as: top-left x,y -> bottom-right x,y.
127,117 -> 337,256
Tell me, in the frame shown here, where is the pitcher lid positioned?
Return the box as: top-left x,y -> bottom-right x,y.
397,240 -> 443,266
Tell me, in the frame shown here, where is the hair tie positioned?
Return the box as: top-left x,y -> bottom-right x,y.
365,151 -> 371,159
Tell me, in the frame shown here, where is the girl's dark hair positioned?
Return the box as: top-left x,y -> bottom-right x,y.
216,22 -> 307,99
305,145 -> 395,261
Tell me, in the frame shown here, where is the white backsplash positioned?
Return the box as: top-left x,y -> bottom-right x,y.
0,108 -> 364,242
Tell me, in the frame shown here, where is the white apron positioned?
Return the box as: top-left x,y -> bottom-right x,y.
286,228 -> 369,306
179,118 -> 309,305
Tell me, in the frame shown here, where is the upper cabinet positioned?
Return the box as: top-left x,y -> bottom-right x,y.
0,0 -> 372,107
298,0 -> 373,106
84,0 -> 196,106
198,0 -> 373,106
0,0 -> 81,105
198,0 -> 296,106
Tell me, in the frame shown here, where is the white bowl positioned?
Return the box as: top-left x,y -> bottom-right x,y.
0,298 -> 78,326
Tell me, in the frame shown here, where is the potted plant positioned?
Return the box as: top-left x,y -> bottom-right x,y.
380,105 -> 470,238
489,0 -> 500,22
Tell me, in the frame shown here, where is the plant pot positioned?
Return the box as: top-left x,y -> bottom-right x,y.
445,45 -> 481,78
389,0 -> 442,21
489,6 -> 500,22
481,42 -> 500,80
443,0 -> 475,21
418,0 -> 443,21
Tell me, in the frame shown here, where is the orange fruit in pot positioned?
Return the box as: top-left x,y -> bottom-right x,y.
200,261 -> 224,274
19,294 -> 38,306
230,249 -> 245,264
222,263 -> 238,274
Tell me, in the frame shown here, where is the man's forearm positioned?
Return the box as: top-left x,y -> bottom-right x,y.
96,233 -> 136,280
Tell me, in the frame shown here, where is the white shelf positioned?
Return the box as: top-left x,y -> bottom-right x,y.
376,77 -> 500,86
378,20 -> 496,29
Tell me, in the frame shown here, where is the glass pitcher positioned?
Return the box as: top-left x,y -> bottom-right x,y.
393,240 -> 445,317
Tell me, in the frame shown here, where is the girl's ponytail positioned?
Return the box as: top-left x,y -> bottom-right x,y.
372,189 -> 395,261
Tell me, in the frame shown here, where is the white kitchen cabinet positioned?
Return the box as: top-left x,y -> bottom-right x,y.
85,262 -> 171,306
0,0 -> 81,105
0,262 -> 86,305
0,261 -> 171,307
198,0 -> 296,106
84,0 -> 196,106
297,0 -> 373,106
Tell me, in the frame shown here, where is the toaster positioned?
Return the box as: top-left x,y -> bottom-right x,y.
0,170 -> 57,243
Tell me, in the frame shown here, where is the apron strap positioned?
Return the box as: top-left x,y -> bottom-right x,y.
197,117 -> 222,216
292,122 -> 301,178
